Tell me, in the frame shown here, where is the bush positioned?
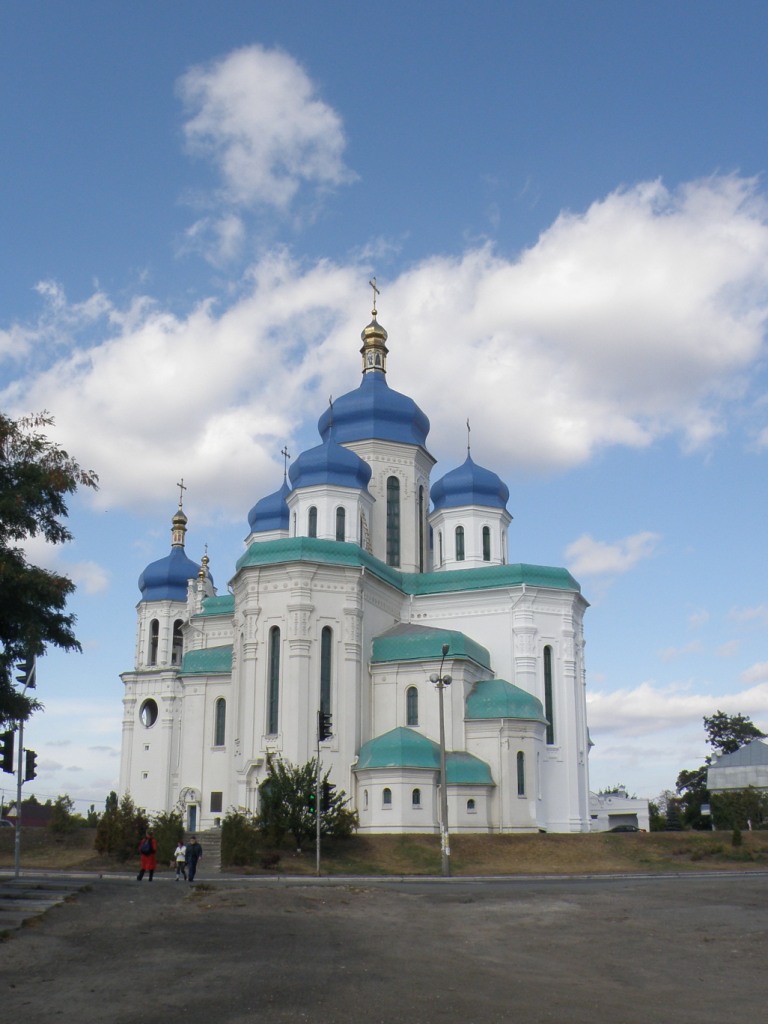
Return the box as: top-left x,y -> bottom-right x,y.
150,809 -> 184,865
221,810 -> 261,866
94,792 -> 148,862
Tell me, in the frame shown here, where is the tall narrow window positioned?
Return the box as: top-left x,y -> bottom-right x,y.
455,525 -> 465,561
308,506 -> 317,538
149,619 -> 159,666
418,486 -> 425,572
482,526 -> 491,562
412,788 -> 421,807
214,698 -> 226,747
171,619 -> 184,665
335,506 -> 345,542
406,686 -> 419,726
268,626 -> 280,735
438,531 -> 443,566
517,751 -> 526,796
386,476 -> 400,566
320,626 -> 332,715
382,787 -> 392,807
544,645 -> 555,745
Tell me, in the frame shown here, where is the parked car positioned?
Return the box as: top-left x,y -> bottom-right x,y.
609,824 -> 642,832
0,819 -> 13,828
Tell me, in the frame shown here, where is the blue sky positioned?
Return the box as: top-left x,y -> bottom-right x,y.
3,1 -> 768,812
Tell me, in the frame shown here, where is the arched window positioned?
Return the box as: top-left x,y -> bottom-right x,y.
214,698 -> 226,747
438,530 -> 443,567
335,506 -> 345,542
406,686 -> 419,726
268,626 -> 280,735
171,619 -> 184,665
418,485 -> 425,572
455,525 -> 465,561
386,476 -> 400,566
364,789 -> 369,809
320,626 -> 332,715
148,619 -> 159,666
517,750 -> 526,796
482,526 -> 491,562
544,645 -> 555,745
467,798 -> 476,812
382,787 -> 392,807
412,788 -> 421,807
308,506 -> 317,538
292,511 -> 297,536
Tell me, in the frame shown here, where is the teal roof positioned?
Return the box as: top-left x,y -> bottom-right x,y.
236,537 -> 581,596
354,727 -> 493,785
181,645 -> 233,675
199,595 -> 235,617
372,623 -> 491,671
356,727 -> 439,770
466,679 -> 547,722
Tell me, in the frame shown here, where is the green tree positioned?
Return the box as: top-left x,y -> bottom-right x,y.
48,794 -> 77,835
94,791 -> 148,862
704,710 -> 766,754
0,412 -> 98,724
257,755 -> 357,850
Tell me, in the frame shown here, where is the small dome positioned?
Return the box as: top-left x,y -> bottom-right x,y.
430,454 -> 509,511
248,478 -> 291,533
289,435 -> 372,491
466,679 -> 546,722
356,727 -> 439,770
139,547 -> 200,602
317,372 -> 430,447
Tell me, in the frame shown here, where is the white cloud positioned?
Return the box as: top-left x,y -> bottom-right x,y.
564,531 -> 660,578
730,604 -> 768,626
658,640 -> 702,662
178,44 -> 355,212
741,661 -> 768,683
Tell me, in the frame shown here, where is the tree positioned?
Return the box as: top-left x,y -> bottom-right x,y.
0,412 -> 98,724
48,794 -> 77,835
94,792 -> 148,862
703,710 -> 766,755
257,755 -> 357,850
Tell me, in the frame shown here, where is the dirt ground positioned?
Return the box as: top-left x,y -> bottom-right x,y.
1,872 -> 766,1024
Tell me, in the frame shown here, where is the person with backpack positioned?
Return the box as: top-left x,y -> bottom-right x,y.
136,829 -> 157,881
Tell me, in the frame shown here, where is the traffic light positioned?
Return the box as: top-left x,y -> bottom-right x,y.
321,780 -> 334,812
307,788 -> 316,815
1,730 -> 14,774
318,710 -> 332,741
24,749 -> 38,782
16,653 -> 36,689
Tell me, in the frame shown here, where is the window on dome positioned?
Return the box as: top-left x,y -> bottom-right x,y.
544,645 -> 555,745
148,619 -> 159,666
171,619 -> 184,665
268,626 -> 280,735
386,477 -> 400,566
517,751 -> 526,796
412,788 -> 421,808
308,506 -> 317,538
140,699 -> 158,728
455,526 -> 465,562
382,787 -> 392,807
320,626 -> 332,715
214,698 -> 226,747
406,686 -> 419,726
482,526 -> 491,562
336,506 -> 345,542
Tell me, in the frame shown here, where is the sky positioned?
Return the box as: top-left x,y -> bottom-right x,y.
3,0 -> 768,813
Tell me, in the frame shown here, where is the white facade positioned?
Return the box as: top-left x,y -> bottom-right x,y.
119,310 -> 592,835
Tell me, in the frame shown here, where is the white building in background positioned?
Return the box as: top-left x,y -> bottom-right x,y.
707,739 -> 768,793
119,301 -> 592,834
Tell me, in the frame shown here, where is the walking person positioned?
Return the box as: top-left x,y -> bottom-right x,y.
174,839 -> 187,880
185,835 -> 203,882
137,829 -> 157,881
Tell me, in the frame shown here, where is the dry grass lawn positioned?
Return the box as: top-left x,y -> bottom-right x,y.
4,827 -> 768,875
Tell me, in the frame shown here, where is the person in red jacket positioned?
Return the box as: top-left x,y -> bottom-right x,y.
136,829 -> 157,881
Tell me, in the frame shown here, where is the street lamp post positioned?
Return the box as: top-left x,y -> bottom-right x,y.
430,643 -> 452,877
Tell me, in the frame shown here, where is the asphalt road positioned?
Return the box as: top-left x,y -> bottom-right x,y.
1,872 -> 766,1024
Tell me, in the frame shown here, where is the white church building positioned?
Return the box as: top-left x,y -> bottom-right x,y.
119,301 -> 592,835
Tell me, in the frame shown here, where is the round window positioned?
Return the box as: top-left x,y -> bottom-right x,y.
139,698 -> 158,728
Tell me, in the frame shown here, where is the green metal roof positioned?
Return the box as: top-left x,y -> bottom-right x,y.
236,537 -> 580,595
466,679 -> 547,722
198,594 -> 235,617
354,727 -> 493,785
372,623 -> 491,670
181,644 -> 233,675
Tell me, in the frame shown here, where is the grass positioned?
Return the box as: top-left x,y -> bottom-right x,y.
3,828 -> 768,875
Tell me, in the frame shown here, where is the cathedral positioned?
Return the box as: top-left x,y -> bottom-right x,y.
119,296 -> 592,834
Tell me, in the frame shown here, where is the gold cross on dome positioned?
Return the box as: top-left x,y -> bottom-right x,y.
177,478 -> 187,507
369,276 -> 380,315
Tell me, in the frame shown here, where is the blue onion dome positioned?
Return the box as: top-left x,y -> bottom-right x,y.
138,505 -> 200,601
317,372 -> 430,446
248,478 -> 291,533
430,454 -> 510,511
289,435 -> 372,490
